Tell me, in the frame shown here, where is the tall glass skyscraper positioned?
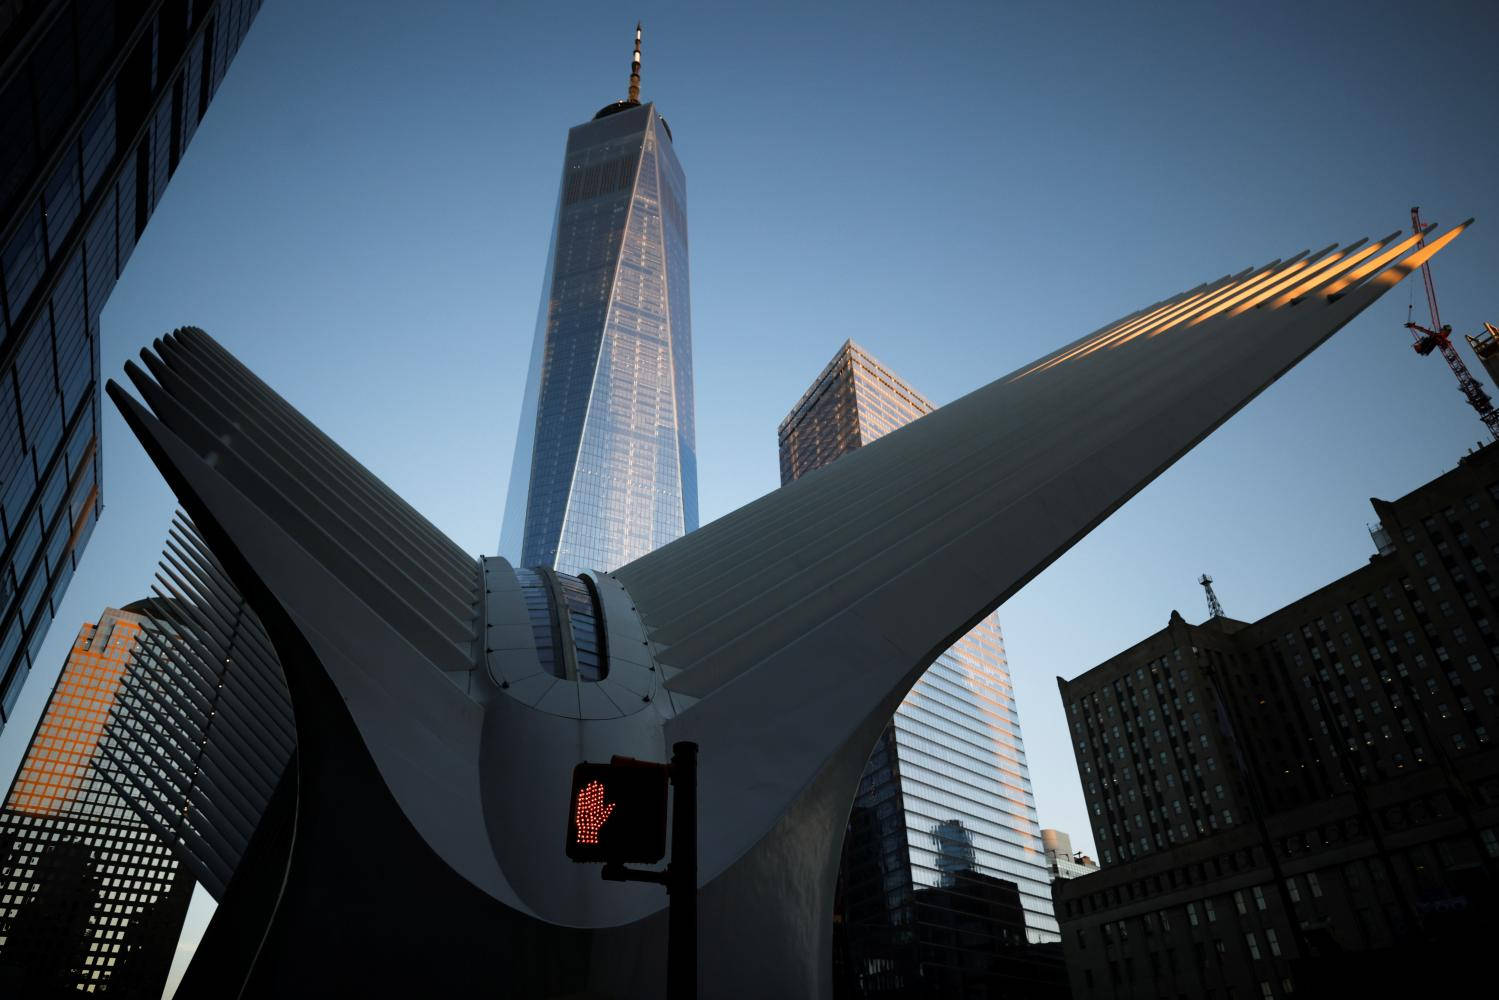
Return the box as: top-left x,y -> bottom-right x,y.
0,0 -> 263,736
779,341 -> 1062,997
501,27 -> 696,576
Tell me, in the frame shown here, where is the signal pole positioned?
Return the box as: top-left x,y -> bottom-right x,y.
586,741 -> 698,999
667,741 -> 698,1000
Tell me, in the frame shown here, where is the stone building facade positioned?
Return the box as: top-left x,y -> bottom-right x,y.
1054,444 -> 1499,998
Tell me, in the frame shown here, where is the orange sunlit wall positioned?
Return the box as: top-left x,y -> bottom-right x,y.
0,606 -> 194,995
6,617 -> 139,817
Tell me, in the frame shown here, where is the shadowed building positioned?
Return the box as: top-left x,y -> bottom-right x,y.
0,606 -> 194,997
500,25 -> 696,576
779,340 -> 1060,997
1053,443 -> 1499,998
0,0 -> 263,736
102,216 -> 1469,997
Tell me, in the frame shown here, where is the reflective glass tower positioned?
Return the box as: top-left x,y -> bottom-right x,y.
0,606 -> 195,996
780,341 -> 1061,997
501,26 -> 696,576
0,0 -> 263,736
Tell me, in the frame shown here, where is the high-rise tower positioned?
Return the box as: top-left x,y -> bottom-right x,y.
501,25 -> 696,576
779,340 -> 1062,996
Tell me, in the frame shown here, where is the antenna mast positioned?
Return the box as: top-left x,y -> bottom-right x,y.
628,22 -> 642,104
1199,575 -> 1225,620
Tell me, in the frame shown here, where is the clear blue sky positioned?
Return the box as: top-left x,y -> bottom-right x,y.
3,0 -> 1499,966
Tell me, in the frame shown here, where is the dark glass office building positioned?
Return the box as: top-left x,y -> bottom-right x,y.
500,31 -> 696,576
780,341 -> 1065,998
0,606 -> 195,996
0,0 -> 263,736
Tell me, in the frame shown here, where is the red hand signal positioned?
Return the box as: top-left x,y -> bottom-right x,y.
574,779 -> 616,845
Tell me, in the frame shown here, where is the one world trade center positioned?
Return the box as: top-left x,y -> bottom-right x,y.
501,26 -> 697,576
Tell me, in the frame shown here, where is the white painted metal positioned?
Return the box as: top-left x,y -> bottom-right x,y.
106,222 -> 1469,996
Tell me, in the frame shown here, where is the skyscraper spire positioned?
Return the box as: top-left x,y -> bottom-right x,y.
628,22 -> 642,103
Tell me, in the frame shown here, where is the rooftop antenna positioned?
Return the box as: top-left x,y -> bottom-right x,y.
1199,574 -> 1225,619
628,22 -> 642,104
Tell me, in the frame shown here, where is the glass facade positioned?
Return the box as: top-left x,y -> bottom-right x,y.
0,608 -> 194,995
780,341 -> 1061,997
501,100 -> 696,577
0,0 -> 263,737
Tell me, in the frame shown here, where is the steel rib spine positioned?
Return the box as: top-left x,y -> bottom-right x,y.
146,335 -> 477,611
133,344 -> 476,645
176,326 -> 476,582
123,351 -> 475,673
100,513 -> 295,900
162,328 -> 478,590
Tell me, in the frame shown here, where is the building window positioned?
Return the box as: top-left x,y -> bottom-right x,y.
1267,928 -> 1282,956
1247,932 -> 1262,960
1205,899 -> 1217,923
1234,891 -> 1247,915
1253,886 -> 1267,911
1286,877 -> 1301,902
1188,903 -> 1199,926
1307,873 -> 1322,898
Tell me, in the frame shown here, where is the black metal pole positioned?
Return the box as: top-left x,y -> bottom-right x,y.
667,741 -> 698,1000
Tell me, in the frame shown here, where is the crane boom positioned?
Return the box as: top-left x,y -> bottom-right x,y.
1414,206 -> 1443,331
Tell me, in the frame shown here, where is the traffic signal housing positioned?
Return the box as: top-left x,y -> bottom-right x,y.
566,758 -> 669,864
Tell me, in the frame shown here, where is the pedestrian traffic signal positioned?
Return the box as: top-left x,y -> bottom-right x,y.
566,758 -> 669,863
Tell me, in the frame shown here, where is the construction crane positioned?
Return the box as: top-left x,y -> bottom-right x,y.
1403,206 -> 1499,440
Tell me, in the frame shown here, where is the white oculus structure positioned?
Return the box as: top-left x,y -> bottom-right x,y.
104,220 -> 1469,998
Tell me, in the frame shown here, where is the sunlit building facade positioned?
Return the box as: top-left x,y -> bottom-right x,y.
0,0 -> 263,736
0,606 -> 194,996
500,43 -> 696,576
779,340 -> 1061,997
